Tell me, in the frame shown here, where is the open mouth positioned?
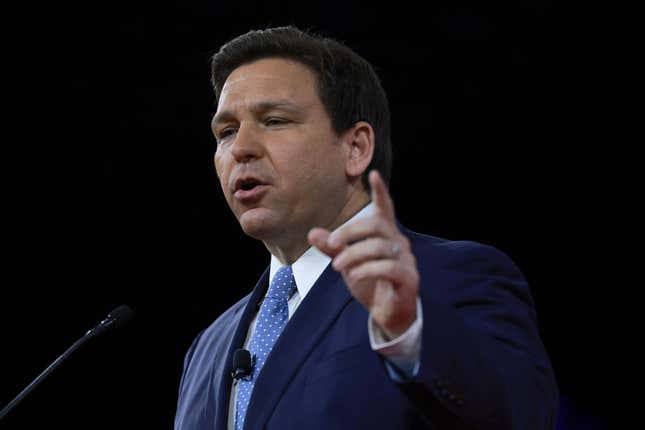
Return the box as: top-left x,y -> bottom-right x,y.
239,179 -> 260,191
234,177 -> 268,200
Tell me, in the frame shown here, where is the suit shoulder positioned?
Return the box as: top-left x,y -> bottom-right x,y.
401,226 -> 522,275
197,294 -> 249,344
182,294 -> 250,364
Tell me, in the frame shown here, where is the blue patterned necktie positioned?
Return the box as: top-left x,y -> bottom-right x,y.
235,265 -> 296,430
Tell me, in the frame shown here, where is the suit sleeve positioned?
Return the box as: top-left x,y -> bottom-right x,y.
176,330 -> 204,396
399,241 -> 559,430
174,329 -> 206,430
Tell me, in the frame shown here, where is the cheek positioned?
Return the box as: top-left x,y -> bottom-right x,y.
284,151 -> 342,196
213,154 -> 230,191
213,151 -> 225,176
280,146 -> 321,180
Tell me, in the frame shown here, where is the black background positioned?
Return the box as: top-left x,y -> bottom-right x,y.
2,1 -> 615,428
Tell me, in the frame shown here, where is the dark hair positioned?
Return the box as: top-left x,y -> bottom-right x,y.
210,26 -> 392,190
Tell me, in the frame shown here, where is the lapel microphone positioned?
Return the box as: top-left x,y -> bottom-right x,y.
231,349 -> 253,381
0,305 -> 134,421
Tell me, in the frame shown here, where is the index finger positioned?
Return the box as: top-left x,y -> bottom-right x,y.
369,170 -> 396,221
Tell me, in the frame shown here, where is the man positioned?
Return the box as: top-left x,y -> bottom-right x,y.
174,26 -> 558,430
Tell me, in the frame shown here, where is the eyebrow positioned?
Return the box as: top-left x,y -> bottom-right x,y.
212,100 -> 304,127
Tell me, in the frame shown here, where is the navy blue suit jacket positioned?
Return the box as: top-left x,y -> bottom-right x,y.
174,227 -> 558,429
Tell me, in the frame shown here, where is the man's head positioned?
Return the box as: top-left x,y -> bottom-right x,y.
210,27 -> 392,260
211,26 -> 392,190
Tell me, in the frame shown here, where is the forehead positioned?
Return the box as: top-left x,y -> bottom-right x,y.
218,58 -> 320,111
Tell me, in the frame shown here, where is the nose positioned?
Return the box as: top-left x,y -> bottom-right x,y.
231,122 -> 264,163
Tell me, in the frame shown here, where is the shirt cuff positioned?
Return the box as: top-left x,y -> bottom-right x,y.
368,297 -> 422,381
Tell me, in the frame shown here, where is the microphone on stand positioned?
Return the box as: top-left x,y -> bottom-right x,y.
0,305 -> 134,421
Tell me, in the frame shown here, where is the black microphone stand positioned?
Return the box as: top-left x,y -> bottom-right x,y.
0,305 -> 133,421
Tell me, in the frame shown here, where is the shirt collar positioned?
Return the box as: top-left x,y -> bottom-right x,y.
270,201 -> 376,300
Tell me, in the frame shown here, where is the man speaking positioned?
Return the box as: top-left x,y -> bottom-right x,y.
174,26 -> 558,430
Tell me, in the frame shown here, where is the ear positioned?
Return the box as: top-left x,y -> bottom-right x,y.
342,121 -> 375,180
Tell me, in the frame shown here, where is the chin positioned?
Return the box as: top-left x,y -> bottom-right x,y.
238,208 -> 280,240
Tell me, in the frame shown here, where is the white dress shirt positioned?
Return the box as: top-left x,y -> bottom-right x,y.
228,202 -> 423,429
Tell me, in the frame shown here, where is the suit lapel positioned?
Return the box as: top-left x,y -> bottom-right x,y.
213,267 -> 271,430
243,263 -> 352,430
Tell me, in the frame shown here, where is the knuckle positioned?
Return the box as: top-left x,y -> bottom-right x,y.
376,218 -> 390,235
347,266 -> 364,283
342,246 -> 356,260
368,216 -> 382,232
380,239 -> 391,255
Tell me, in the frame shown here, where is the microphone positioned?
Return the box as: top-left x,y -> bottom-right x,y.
0,305 -> 135,421
85,304 -> 134,338
231,349 -> 253,381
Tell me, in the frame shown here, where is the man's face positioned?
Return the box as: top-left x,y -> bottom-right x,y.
212,58 -> 349,245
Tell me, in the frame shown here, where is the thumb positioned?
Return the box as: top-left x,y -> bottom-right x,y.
308,227 -> 342,257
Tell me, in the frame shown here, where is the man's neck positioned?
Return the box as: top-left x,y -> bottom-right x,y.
265,191 -> 371,265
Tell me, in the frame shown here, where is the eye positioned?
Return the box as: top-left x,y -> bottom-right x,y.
217,127 -> 237,142
264,117 -> 289,126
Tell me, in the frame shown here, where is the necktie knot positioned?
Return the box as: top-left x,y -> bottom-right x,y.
265,265 -> 296,301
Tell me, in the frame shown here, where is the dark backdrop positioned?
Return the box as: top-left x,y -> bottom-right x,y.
2,1 -> 613,429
